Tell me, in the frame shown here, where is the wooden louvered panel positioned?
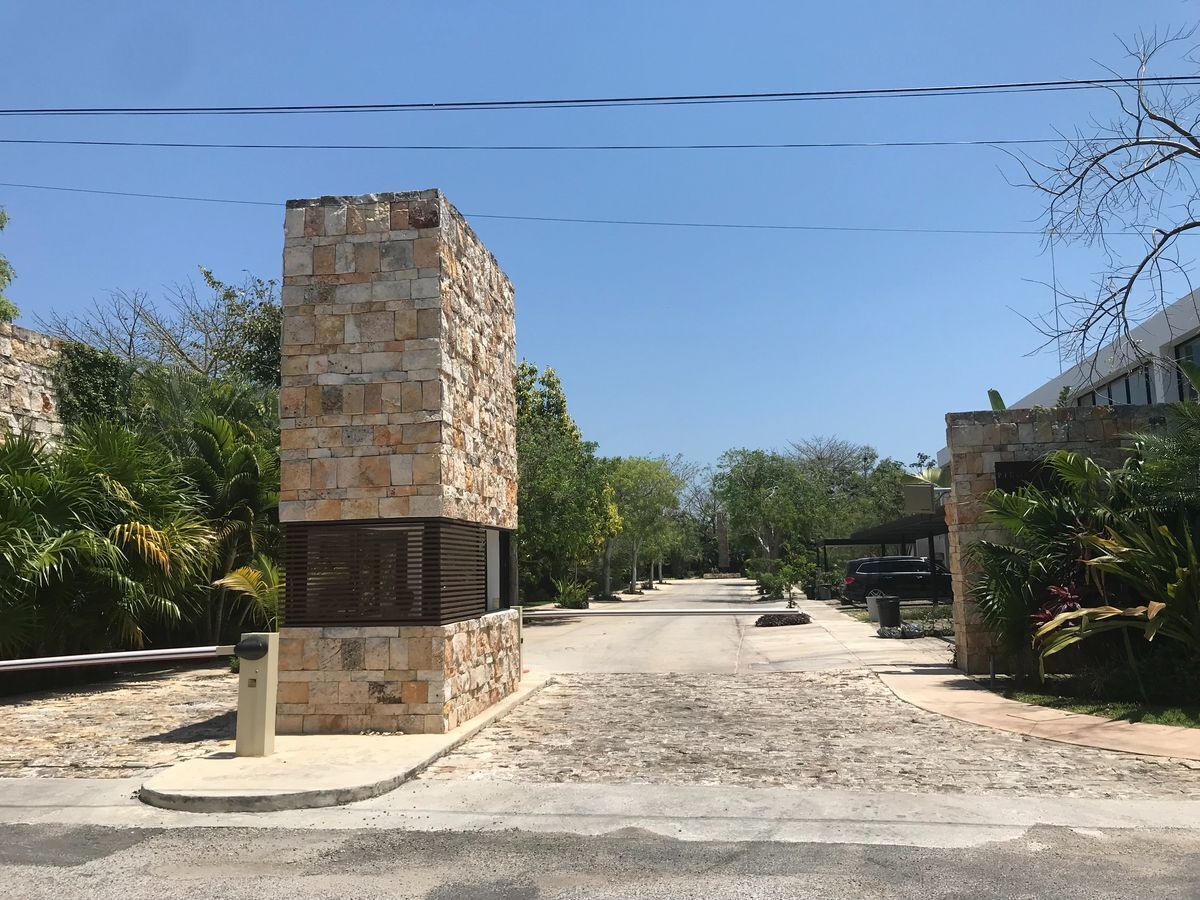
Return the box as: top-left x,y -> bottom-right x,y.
282,518 -> 488,626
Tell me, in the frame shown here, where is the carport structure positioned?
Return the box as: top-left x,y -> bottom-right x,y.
815,511 -> 949,600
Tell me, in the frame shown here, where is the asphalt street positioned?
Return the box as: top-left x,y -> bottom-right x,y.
2,822 -> 1198,899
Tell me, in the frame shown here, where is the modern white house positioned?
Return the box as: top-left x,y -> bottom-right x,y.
936,289 -> 1200,472
1012,289 -> 1200,409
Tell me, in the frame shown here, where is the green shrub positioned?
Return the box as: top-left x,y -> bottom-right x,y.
552,576 -> 592,609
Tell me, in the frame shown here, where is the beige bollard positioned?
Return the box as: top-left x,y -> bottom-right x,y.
234,632 -> 278,757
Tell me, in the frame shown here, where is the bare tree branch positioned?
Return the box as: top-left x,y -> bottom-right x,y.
1026,27 -> 1200,370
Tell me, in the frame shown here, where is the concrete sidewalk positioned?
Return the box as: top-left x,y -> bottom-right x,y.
138,674 -> 550,812
801,596 -> 1200,761
879,665 -> 1200,761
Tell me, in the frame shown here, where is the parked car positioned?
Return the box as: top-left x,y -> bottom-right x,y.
841,556 -> 952,603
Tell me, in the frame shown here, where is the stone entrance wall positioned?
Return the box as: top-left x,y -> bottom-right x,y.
276,189 -> 519,734
0,324 -> 62,443
945,405 -> 1166,674
276,609 -> 519,735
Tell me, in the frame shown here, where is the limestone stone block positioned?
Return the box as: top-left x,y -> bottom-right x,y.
373,280 -> 412,302
283,246 -> 313,276
380,240 -> 414,271
313,244 -> 336,275
345,311 -> 395,344
411,276 -> 439,299
284,207 -> 306,238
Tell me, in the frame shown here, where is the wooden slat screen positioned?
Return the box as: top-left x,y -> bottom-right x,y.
282,518 -> 487,626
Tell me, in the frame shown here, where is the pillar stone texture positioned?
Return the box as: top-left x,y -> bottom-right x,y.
276,190 -> 519,735
277,190 -> 516,528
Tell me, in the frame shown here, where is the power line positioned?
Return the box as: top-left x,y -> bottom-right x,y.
0,179 -> 1126,236
3,75 -> 1199,117
0,181 -> 278,208
0,136 -> 1068,152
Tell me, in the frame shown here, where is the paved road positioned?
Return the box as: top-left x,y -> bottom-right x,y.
521,578 -> 766,673
521,577 -> 949,674
2,821 -> 1198,899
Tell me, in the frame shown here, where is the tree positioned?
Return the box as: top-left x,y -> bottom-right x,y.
180,412 -> 279,642
515,363 -> 614,597
611,456 -> 684,591
1023,28 -> 1200,364
41,268 -> 280,385
713,449 -> 817,560
51,342 -> 136,428
0,207 -> 18,323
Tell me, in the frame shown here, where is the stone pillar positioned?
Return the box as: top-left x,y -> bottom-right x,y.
945,405 -> 1166,674
275,190 -> 519,734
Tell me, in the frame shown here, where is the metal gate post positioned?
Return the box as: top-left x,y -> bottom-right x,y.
234,632 -> 278,757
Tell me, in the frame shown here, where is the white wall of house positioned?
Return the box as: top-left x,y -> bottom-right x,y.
1012,289 -> 1200,409
936,290 -> 1200,468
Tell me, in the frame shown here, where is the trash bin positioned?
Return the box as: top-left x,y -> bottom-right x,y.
877,595 -> 902,628
816,584 -> 831,601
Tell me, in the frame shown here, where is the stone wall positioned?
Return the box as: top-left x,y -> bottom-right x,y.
0,324 -> 62,442
276,608 -> 520,734
277,190 -> 516,528
945,405 -> 1167,674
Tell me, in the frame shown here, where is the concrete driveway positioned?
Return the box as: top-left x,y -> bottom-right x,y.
522,577 -> 948,674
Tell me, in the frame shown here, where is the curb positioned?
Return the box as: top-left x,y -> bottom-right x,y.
138,675 -> 551,813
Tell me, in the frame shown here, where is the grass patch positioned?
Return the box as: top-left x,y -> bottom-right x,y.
995,686 -> 1200,729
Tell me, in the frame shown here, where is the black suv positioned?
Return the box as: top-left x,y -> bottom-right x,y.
841,556 -> 952,603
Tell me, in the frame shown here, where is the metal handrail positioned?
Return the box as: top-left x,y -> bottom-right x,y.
0,644 -> 237,673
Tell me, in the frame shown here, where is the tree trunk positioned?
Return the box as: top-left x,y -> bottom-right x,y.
601,540 -> 613,598
630,542 -> 640,592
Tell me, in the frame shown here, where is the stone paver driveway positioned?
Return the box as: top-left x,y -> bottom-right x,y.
0,666 -> 236,777
423,671 -> 1200,799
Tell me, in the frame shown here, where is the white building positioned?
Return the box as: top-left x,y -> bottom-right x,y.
937,290 -> 1200,470
1013,290 -> 1200,409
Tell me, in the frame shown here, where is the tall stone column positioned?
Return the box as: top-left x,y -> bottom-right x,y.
275,190 -> 519,735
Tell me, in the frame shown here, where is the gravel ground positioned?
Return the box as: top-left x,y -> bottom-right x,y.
423,670 -> 1200,798
0,666 -> 236,777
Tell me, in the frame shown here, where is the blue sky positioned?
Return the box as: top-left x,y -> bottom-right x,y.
1,1 -> 1195,465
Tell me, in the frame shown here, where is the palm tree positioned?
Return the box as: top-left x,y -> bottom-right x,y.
214,553 -> 282,631
0,424 -> 214,657
182,412 -> 279,641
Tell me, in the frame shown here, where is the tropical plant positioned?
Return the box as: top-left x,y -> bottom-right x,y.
1034,512 -> 1200,683
214,553 -> 283,632
0,424 -> 214,657
551,576 -> 592,610
1126,361 -> 1200,510
967,451 -> 1131,673
181,412 -> 279,641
